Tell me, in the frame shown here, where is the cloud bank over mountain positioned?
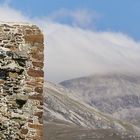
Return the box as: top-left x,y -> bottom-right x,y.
45,23 -> 140,82
0,3 -> 140,82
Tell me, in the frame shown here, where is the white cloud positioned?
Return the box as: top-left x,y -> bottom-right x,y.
47,9 -> 100,29
0,4 -> 140,83
45,22 -> 140,82
0,3 -> 29,22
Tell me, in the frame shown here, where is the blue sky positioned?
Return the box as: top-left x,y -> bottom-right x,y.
0,0 -> 140,41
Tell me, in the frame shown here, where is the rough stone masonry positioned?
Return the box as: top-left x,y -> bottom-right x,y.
0,22 -> 44,140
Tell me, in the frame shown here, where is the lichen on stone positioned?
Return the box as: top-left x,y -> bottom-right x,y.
0,22 -> 44,140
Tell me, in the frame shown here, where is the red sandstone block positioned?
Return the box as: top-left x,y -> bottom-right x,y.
28,119 -> 33,123
27,68 -> 44,77
35,87 -> 43,93
24,34 -> 44,43
37,105 -> 43,110
29,93 -> 43,101
28,123 -> 43,130
32,62 -> 44,68
32,53 -> 44,61
21,128 -> 28,135
26,81 -> 43,86
0,80 -> 5,84
31,45 -> 44,53
25,29 -> 32,35
34,111 -> 43,118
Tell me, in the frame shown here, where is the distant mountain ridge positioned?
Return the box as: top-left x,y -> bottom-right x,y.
44,81 -> 140,140
60,73 -> 140,127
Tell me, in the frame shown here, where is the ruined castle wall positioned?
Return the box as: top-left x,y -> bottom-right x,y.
0,23 -> 44,140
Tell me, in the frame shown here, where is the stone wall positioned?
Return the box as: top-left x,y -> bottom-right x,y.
0,22 -> 44,140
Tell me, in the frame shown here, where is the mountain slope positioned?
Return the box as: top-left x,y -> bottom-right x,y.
60,73 -> 140,127
44,81 -> 140,140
